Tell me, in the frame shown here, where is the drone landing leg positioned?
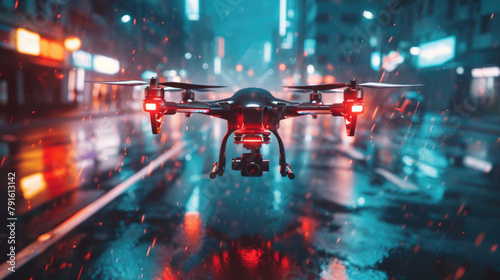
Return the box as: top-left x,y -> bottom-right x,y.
210,129 -> 235,179
271,130 -> 295,179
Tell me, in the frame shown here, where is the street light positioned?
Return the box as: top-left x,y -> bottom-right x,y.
410,46 -> 421,55
121,14 -> 131,23
64,37 -> 81,51
363,10 -> 374,20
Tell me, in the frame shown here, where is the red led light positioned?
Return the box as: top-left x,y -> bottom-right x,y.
351,105 -> 363,113
145,103 -> 157,111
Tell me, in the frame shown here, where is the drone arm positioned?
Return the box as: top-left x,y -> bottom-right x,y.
175,102 -> 211,114
284,103 -> 344,118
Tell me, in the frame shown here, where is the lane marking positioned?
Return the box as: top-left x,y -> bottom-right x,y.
0,142 -> 186,279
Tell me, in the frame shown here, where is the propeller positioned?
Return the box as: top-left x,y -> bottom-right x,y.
284,83 -> 349,91
85,80 -> 149,86
86,78 -> 226,90
159,81 -> 225,90
358,82 -> 425,88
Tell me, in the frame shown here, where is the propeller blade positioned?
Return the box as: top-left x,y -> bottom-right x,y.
163,88 -> 183,92
159,82 -> 225,90
85,80 -> 149,86
284,83 -> 349,91
322,88 -> 347,93
359,82 -> 424,89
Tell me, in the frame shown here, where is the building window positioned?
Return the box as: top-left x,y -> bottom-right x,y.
480,15 -> 491,33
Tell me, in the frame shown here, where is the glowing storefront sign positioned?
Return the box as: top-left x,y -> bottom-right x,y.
186,0 -> 199,21
72,50 -> 92,69
417,36 -> 456,68
93,55 -> 120,75
471,67 -> 500,78
16,28 -> 40,55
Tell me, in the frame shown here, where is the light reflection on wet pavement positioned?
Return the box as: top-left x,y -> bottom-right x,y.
1,107 -> 499,280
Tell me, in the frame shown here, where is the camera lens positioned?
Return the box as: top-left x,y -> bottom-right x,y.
247,162 -> 260,175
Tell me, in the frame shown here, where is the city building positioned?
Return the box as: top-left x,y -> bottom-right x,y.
393,0 -> 499,112
0,0 -> 185,117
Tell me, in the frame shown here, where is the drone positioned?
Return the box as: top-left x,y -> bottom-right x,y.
87,78 -> 423,179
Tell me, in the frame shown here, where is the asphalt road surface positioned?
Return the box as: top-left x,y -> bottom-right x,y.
1,103 -> 499,280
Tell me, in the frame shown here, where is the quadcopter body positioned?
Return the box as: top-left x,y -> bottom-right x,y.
88,77 -> 423,179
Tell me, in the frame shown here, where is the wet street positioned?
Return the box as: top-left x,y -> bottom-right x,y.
1,99 -> 500,280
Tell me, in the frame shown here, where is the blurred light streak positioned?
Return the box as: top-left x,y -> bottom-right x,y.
324,75 -> 336,84
471,67 -> 500,78
371,51 -> 381,71
186,0 -> 200,21
16,28 -> 40,55
20,173 -> 47,199
93,55 -> 120,74
279,0 -> 287,36
363,10 -> 374,19
186,186 -> 200,212
217,37 -> 225,59
417,36 -> 456,68
64,37 -> 81,51
409,46 -> 420,55
72,50 -> 92,69
214,56 -> 221,74
121,14 -> 131,23
463,156 -> 492,173
307,64 -> 315,74
264,42 -> 272,63
40,38 -> 64,61
76,68 -> 85,92
141,70 -> 157,79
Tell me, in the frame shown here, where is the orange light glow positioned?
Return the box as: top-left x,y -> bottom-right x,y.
64,36 -> 81,51
218,37 -> 225,58
306,74 -> 323,85
184,211 -> 201,236
324,75 -> 336,84
236,64 -> 243,72
20,172 -> 47,199
40,38 -> 64,61
16,28 -> 40,55
279,63 -> 286,71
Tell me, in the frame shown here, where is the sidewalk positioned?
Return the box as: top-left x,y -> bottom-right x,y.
0,104 -> 141,134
